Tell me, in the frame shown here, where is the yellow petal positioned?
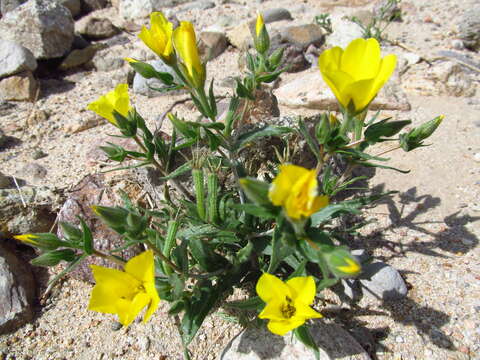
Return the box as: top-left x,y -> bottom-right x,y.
14,234 -> 39,246
293,302 -> 323,320
109,83 -> 130,118
90,265 -> 140,298
122,292 -> 150,326
283,169 -> 319,219
256,273 -> 291,303
311,195 -> 329,214
256,13 -> 264,37
366,53 -> 396,104
268,164 -> 310,206
115,298 -> 135,326
342,77 -> 376,112
143,281 -> 161,323
286,276 -> 316,305
138,12 -> 173,62
124,250 -> 155,283
321,69 -> 355,108
336,257 -> 361,274
267,318 -> 305,336
340,38 -> 381,81
88,284 -> 120,314
173,21 -> 204,87
87,94 -> 116,124
318,46 -> 343,74
258,299 -> 286,321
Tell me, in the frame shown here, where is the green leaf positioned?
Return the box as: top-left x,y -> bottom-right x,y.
231,203 -> 276,219
357,161 -> 410,173
364,118 -> 411,143
294,325 -> 320,360
337,148 -> 389,162
79,218 -> 93,255
297,118 -> 320,161
168,114 -> 198,139
158,161 -> 192,180
46,254 -> 87,286
188,238 -> 228,272
225,296 -> 264,310
59,222 -> 82,243
208,79 -> 217,118
238,177 -> 271,206
399,115 -> 443,151
234,125 -> 292,151
172,240 -> 189,275
287,259 -> 308,279
31,249 -> 77,267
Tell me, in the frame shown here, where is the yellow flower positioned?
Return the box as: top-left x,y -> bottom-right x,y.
88,250 -> 160,326
138,12 -> 174,64
269,164 -> 329,220
256,273 -> 322,336
173,21 -> 205,88
256,13 -> 264,37
87,84 -> 131,126
336,258 -> 361,274
318,38 -> 397,113
14,234 -> 40,246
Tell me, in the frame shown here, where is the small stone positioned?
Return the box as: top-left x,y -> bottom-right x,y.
263,8 -> 293,24
451,39 -> 464,50
0,40 -> 37,79
457,4 -> 480,50
395,335 -> 404,343
359,262 -> 408,301
431,61 -> 476,97
198,32 -> 228,61
0,71 -> 38,102
63,113 -> 103,134
0,243 -> 35,334
226,21 -> 254,49
279,24 -> 325,48
60,46 -> 99,70
403,52 -> 421,65
30,109 -> 49,123
0,172 -> 12,189
56,0 -> 81,17
0,0 -> 74,60
177,0 -> 215,11
119,0 -> 191,20
91,48 -> 124,72
31,149 -> 47,160
19,163 -> 47,183
326,16 -> 364,48
75,11 -> 120,39
474,153 -> 480,162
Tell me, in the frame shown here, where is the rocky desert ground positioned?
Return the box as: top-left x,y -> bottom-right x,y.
0,0 -> 479,359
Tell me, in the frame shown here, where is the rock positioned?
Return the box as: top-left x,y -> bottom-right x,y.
56,0 -> 81,17
19,163 -> 47,184
431,61 -> 476,97
451,39 -> 464,50
56,174 -> 141,282
177,0 -> 215,11
0,172 -> 12,189
0,186 -> 60,236
63,113 -> 103,133
198,32 -> 228,61
326,17 -> 364,48
0,0 -> 74,60
281,44 -> 310,72
75,12 -> 120,39
304,44 -> 321,66
279,24 -> 325,48
72,34 -> 91,50
359,262 -> 408,301
31,149 -> 48,160
457,4 -> 480,50
350,10 -> 375,25
402,52 -> 421,65
133,60 -> 183,97
80,0 -> 107,13
0,243 -> 35,335
0,40 -> 37,79
274,70 -> 411,111
91,47 -> 125,72
60,46 -> 99,70
0,129 -> 8,150
220,321 -> 371,360
0,0 -> 27,14
0,71 -> 38,102
262,8 -> 293,23
226,21 -> 254,49
119,0 -> 191,20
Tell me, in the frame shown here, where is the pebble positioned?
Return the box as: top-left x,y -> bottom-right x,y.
31,149 -> 48,160
474,153 -> 480,162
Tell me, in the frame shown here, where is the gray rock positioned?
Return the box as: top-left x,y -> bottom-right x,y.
0,243 -> 35,334
91,47 -> 124,72
80,0 -> 107,13
457,4 -> 480,50
0,186 -> 60,235
0,71 -> 38,102
326,16 -> 364,48
198,31 -> 228,61
0,40 -> 37,79
279,24 -> 325,48
221,322 -> 371,360
263,8 -> 292,23
59,45 -> 98,70
0,129 -> 8,149
226,20 -> 255,49
56,174 -> 141,282
31,149 -> 48,160
133,60 -> 183,97
0,0 -> 74,60
360,262 -> 408,301
56,0 -> 80,17
0,172 -> 12,189
281,44 -> 309,72
177,0 -> 214,11
0,0 -> 26,15
274,70 -> 410,111
19,162 -> 47,184
119,0 -> 191,20
75,12 -> 120,39
431,61 -> 476,97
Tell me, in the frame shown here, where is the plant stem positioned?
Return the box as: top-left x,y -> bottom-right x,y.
92,249 -> 126,267
374,145 -> 401,157
145,241 -> 183,274
133,135 -> 194,201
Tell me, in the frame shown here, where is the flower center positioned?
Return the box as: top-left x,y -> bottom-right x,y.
281,296 -> 296,319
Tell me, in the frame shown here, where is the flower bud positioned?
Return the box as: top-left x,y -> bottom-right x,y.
14,233 -> 63,250
324,247 -> 361,277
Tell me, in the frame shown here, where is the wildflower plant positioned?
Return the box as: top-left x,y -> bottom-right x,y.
14,12 -> 442,360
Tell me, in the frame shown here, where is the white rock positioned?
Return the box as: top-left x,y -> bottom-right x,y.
0,0 -> 74,59
0,40 -> 37,78
326,16 -> 364,48
274,70 -> 411,112
220,322 -> 371,360
359,262 -> 408,301
119,0 -> 191,20
403,52 -> 421,65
